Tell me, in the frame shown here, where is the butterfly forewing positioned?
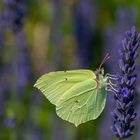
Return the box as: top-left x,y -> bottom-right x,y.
34,70 -> 96,106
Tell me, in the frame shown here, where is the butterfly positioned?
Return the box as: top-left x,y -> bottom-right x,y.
34,53 -> 117,126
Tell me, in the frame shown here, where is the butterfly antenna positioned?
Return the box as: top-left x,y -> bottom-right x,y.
99,53 -> 111,70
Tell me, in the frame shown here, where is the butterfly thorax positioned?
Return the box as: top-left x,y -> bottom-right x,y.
95,69 -> 108,89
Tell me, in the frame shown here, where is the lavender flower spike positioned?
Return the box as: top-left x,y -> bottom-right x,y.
111,26 -> 140,139
3,0 -> 27,32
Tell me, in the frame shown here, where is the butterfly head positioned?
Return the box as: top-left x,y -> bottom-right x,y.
95,68 -> 108,89
95,53 -> 110,77
95,53 -> 111,88
95,67 -> 104,77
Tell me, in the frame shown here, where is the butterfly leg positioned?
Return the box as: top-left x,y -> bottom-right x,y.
105,73 -> 119,80
105,87 -> 117,95
106,83 -> 118,93
108,80 -> 117,87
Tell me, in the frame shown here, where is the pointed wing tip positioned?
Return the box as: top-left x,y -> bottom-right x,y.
33,81 -> 41,91
33,78 -> 41,88
33,83 -> 36,87
56,111 -> 81,127
74,124 -> 79,127
33,82 -> 38,88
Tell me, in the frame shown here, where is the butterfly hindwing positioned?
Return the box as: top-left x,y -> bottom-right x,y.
56,79 -> 107,126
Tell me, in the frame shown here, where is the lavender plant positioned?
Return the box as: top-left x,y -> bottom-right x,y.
2,0 -> 31,95
102,7 -> 137,140
16,31 -> 32,96
3,0 -> 27,32
72,0 -> 96,68
111,26 -> 140,139
2,0 -> 31,131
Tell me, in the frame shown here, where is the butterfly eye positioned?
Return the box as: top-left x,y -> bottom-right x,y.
98,68 -> 103,75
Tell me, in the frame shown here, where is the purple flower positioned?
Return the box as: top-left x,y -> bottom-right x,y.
2,0 -> 31,95
16,31 -> 32,97
5,117 -> 16,128
111,26 -> 140,139
3,0 -> 27,32
101,7 -> 136,140
72,0 -> 97,68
